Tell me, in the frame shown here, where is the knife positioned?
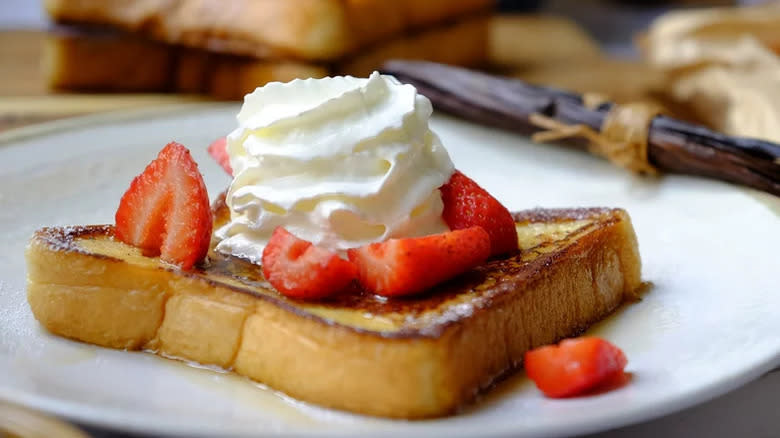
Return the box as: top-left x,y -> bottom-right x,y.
382,61 -> 780,196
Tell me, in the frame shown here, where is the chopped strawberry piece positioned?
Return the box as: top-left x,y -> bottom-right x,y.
347,226 -> 490,297
115,142 -> 212,270
207,136 -> 232,175
262,227 -> 357,300
524,337 -> 628,398
439,170 -> 518,257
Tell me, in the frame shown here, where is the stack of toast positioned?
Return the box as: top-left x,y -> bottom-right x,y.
43,0 -> 493,99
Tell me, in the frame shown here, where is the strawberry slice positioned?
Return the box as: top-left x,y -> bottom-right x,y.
439,170 -> 518,257
207,136 -> 232,175
347,226 -> 490,297
115,142 -> 212,270
524,337 -> 628,398
262,227 -> 357,300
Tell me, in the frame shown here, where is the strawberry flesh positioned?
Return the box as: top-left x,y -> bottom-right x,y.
115,142 -> 212,270
440,170 -> 518,257
262,227 -> 357,300
524,337 -> 628,398
348,226 -> 490,297
207,136 -> 232,176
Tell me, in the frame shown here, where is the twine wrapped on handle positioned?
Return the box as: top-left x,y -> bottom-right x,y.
382,60 -> 780,196
530,102 -> 662,175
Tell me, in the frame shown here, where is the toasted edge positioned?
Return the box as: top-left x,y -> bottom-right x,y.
44,0 -> 494,60
44,15 -> 487,100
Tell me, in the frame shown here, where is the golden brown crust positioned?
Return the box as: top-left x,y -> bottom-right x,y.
45,27 -> 327,98
44,0 -> 494,61
489,15 -> 602,69
26,206 -> 641,418
44,18 -> 487,99
205,57 -> 327,100
43,27 -> 175,91
339,14 -> 489,77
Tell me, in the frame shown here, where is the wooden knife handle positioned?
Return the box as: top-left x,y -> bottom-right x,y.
383,61 -> 780,196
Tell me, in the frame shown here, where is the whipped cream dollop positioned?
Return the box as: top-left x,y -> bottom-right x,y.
215,72 -> 455,263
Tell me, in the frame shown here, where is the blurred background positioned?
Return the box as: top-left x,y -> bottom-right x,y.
2,0 -> 779,143
2,0 -> 778,144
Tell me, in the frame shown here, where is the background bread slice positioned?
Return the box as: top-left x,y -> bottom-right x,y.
44,29 -> 327,98
44,0 -> 493,61
43,27 -> 175,92
489,15 -> 602,69
45,16 -> 487,99
26,207 -> 641,418
178,49 -> 327,99
340,15 -> 488,77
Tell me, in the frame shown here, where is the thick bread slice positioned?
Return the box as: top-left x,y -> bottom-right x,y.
489,15 -> 602,69
43,27 -> 175,92
43,27 -> 327,98
26,206 -> 641,418
340,15 -> 488,77
45,17 -> 487,99
179,49 -> 328,100
44,0 -> 493,61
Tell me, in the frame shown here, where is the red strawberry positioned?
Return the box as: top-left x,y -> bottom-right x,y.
524,337 -> 628,398
115,142 -> 212,270
347,226 -> 490,297
262,227 -> 357,300
439,171 -> 518,257
207,136 -> 232,175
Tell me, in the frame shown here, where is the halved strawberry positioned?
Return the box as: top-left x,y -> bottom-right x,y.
439,170 -> 518,257
207,136 -> 232,175
262,227 -> 357,300
524,337 -> 628,398
347,226 -> 490,297
115,142 -> 212,270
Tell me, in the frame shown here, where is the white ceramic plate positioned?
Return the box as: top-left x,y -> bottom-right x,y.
0,105 -> 778,438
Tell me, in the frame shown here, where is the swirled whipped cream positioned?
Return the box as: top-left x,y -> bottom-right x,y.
215,72 -> 454,263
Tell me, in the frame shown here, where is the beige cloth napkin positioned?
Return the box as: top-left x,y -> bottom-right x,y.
643,3 -> 780,143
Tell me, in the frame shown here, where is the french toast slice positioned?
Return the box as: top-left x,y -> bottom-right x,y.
43,26 -> 328,99
44,0 -> 493,60
26,197 -> 641,418
45,16 -> 487,99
